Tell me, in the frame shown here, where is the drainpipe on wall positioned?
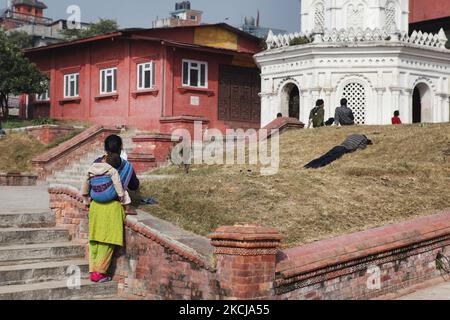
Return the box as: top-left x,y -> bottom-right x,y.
161,42 -> 166,118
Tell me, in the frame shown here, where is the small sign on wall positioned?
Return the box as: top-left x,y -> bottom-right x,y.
190,96 -> 200,106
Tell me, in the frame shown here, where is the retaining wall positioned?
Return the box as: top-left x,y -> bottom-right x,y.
48,186 -> 450,300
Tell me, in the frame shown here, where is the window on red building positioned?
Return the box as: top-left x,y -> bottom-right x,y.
64,73 -> 79,98
137,62 -> 155,90
182,59 -> 208,88
100,67 -> 117,94
36,80 -> 50,101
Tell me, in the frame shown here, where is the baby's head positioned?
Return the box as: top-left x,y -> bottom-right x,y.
105,153 -> 122,169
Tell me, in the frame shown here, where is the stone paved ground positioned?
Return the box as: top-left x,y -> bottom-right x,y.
397,281 -> 450,300
0,183 -> 118,300
0,182 -> 49,214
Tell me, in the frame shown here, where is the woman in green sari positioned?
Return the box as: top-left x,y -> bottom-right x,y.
87,135 -> 140,283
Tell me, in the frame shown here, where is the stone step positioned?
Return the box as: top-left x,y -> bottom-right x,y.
0,279 -> 118,300
0,259 -> 89,286
0,242 -> 85,264
0,228 -> 70,246
0,212 -> 54,229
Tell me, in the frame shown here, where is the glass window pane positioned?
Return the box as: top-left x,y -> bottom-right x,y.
200,64 -> 206,87
65,76 -> 68,97
107,76 -> 112,92
183,62 -> 189,85
138,65 -> 143,88
101,71 -> 105,93
144,70 -> 151,88
190,69 -> 199,87
75,74 -> 79,96
70,80 -> 75,97
152,62 -> 155,87
113,69 -> 117,91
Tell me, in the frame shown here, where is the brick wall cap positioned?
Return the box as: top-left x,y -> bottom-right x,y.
160,116 -> 210,124
32,125 -> 120,164
132,134 -> 181,143
26,125 -> 75,132
209,225 -> 283,242
277,211 -> 450,280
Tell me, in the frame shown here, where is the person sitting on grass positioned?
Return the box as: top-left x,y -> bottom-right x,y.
308,99 -> 325,128
0,121 -> 6,138
334,98 -> 355,126
304,134 -> 373,169
392,110 -> 402,125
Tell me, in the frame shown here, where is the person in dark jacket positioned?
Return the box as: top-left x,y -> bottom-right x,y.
334,98 -> 355,126
304,134 -> 373,169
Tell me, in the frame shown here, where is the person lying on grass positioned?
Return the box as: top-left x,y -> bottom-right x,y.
304,134 -> 373,169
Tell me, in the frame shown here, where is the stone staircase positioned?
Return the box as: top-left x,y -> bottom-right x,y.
0,210 -> 118,300
47,131 -> 135,190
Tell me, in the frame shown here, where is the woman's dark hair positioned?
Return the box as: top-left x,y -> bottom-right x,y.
340,98 -> 348,106
104,135 -> 123,154
105,153 -> 122,169
316,99 -> 324,107
394,110 -> 400,117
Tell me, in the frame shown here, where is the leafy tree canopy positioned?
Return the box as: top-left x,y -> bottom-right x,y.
60,18 -> 120,40
0,30 -> 48,119
7,30 -> 34,49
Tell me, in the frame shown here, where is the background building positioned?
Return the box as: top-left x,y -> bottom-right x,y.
152,1 -> 203,28
0,0 -> 89,47
240,15 -> 286,39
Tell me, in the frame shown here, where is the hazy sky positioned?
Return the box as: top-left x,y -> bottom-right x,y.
5,0 -> 301,32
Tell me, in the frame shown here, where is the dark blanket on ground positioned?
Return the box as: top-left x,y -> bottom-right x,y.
305,134 -> 372,169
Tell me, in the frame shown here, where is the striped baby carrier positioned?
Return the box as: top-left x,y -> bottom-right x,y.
89,159 -> 133,203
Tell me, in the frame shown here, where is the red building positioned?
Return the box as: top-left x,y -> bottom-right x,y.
409,0 -> 450,48
0,0 -> 51,30
409,0 -> 450,24
24,24 -> 263,134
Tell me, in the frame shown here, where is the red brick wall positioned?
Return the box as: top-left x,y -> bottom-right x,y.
47,186 -> 450,300
276,212 -> 450,300
113,222 -> 218,300
26,125 -> 74,145
410,0 -> 450,23
0,173 -> 37,186
32,125 -> 120,179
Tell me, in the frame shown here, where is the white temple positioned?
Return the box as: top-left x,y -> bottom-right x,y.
254,0 -> 450,126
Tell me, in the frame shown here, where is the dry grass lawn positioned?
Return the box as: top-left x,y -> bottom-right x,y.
138,123 -> 450,247
0,133 -> 46,172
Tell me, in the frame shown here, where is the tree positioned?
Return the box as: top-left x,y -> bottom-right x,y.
7,30 -> 34,49
60,18 -> 119,40
0,30 -> 48,119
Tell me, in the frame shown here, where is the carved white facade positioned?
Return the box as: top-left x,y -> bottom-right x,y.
256,0 -> 450,127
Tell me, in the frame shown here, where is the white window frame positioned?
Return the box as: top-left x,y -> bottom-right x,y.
137,61 -> 155,91
100,67 -> 117,95
182,59 -> 208,89
36,80 -> 50,101
63,73 -> 79,98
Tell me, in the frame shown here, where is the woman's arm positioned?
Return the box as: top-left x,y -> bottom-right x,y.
128,170 -> 140,191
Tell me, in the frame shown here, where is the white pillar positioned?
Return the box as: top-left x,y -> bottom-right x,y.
400,89 -> 411,124
375,88 -> 385,124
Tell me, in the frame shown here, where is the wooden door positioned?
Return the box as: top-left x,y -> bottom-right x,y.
218,65 -> 261,123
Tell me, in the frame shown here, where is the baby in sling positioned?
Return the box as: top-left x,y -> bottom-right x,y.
81,153 -> 132,208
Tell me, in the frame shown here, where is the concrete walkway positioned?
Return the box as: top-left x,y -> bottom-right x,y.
0,182 -> 49,214
397,281 -> 450,300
